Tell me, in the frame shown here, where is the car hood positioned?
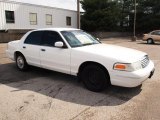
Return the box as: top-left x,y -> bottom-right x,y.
73,43 -> 147,63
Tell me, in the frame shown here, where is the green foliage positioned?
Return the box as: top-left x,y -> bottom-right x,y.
81,0 -> 160,32
136,0 -> 160,32
81,0 -> 121,31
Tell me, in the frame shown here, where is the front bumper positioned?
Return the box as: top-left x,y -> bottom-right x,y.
110,60 -> 155,87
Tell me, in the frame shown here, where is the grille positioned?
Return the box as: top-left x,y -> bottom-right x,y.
141,55 -> 149,68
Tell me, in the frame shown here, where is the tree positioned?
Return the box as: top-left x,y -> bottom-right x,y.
81,0 -> 160,32
136,0 -> 160,32
81,0 -> 121,31
116,0 -> 160,32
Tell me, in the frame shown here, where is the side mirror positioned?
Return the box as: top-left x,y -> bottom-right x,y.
55,41 -> 64,48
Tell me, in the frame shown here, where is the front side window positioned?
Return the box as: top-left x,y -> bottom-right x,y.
66,16 -> 71,26
30,13 -> 37,25
151,31 -> 160,35
61,30 -> 100,47
157,31 -> 160,35
151,31 -> 157,35
5,10 -> 15,23
24,31 -> 44,45
41,31 -> 63,47
46,14 -> 52,25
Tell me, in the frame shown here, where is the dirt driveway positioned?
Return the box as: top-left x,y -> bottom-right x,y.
0,38 -> 160,120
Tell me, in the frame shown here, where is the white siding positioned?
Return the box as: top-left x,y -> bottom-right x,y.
0,1 -> 77,30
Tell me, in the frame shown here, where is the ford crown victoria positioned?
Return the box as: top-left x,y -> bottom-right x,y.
6,28 -> 155,92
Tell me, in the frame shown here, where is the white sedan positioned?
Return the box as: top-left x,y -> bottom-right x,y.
6,28 -> 155,92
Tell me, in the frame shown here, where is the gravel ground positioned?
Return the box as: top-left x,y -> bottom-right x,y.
0,38 -> 160,120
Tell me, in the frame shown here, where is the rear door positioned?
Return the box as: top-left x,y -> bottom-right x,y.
22,31 -> 44,67
40,31 -> 71,74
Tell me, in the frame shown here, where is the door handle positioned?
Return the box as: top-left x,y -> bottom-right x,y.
41,49 -> 46,52
23,46 -> 26,49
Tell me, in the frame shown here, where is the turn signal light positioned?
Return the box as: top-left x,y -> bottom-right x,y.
114,64 -> 126,70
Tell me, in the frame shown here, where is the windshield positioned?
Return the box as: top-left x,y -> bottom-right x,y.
61,30 -> 100,47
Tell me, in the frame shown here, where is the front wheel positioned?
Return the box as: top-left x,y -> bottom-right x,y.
147,39 -> 154,44
79,64 -> 110,92
16,54 -> 28,71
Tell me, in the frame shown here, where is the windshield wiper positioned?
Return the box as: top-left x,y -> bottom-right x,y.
72,43 -> 99,48
83,43 -> 98,46
72,44 -> 83,48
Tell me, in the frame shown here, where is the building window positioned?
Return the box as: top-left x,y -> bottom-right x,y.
46,14 -> 52,25
29,13 -> 37,25
5,10 -> 15,23
66,16 -> 71,26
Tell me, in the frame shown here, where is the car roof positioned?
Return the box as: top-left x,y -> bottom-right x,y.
151,30 -> 160,32
32,28 -> 80,32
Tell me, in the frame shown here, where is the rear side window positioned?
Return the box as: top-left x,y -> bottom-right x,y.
41,31 -> 63,46
24,31 -> 44,45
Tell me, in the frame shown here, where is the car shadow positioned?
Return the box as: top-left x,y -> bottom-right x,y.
137,42 -> 160,45
0,63 -> 142,106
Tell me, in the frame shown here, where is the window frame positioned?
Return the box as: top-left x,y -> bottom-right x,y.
5,10 -> 15,24
29,13 -> 38,25
66,16 -> 71,26
24,30 -> 68,48
46,14 -> 52,25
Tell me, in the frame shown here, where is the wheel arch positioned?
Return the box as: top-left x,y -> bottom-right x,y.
78,61 -> 111,83
14,51 -> 24,60
147,38 -> 153,41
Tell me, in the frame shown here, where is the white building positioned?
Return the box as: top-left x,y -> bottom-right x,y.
0,0 -> 78,30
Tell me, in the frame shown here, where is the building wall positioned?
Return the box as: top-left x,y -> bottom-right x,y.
0,32 -> 24,43
0,1 -> 77,30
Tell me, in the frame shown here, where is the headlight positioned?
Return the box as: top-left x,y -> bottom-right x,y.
113,61 -> 142,72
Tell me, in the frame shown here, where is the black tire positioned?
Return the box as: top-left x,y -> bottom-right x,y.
16,54 -> 28,71
147,39 -> 154,44
79,64 -> 110,92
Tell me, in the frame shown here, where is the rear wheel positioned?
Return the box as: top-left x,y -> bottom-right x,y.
16,54 -> 28,71
80,64 -> 110,92
147,39 -> 154,44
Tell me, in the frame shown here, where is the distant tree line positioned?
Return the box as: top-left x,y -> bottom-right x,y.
80,0 -> 160,33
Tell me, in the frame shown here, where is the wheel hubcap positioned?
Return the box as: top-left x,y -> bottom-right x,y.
17,56 -> 24,69
148,39 -> 152,44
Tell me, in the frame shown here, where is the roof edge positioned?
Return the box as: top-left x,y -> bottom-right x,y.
0,0 -> 77,12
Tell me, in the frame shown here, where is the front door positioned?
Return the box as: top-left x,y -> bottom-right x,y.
40,31 -> 71,74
